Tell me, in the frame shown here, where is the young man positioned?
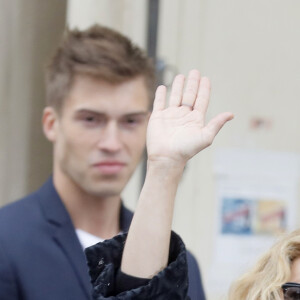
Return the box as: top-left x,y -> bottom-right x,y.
0,25 -> 205,299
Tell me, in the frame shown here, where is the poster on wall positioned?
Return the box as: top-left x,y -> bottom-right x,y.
207,148 -> 300,296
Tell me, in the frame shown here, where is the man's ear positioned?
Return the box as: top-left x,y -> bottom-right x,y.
42,107 -> 59,142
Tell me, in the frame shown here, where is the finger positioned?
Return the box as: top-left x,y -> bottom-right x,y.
181,69 -> 201,107
204,112 -> 234,143
152,85 -> 167,112
194,77 -> 211,116
169,74 -> 185,107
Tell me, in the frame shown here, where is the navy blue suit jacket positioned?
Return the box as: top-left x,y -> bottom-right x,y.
0,178 -> 205,299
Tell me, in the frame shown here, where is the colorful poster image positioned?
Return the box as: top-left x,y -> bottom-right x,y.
221,197 -> 287,235
254,199 -> 286,234
221,198 -> 253,235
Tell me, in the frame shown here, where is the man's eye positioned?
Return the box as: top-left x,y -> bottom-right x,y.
81,115 -> 104,126
85,116 -> 95,122
123,118 -> 141,127
127,118 -> 136,124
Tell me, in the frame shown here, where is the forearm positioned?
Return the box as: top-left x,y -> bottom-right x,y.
120,159 -> 184,278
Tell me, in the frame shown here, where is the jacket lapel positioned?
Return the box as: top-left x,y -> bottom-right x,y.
53,224 -> 92,299
37,177 -> 92,299
120,203 -> 134,233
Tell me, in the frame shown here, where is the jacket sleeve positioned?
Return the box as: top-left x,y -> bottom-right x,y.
85,231 -> 190,300
0,241 -> 19,299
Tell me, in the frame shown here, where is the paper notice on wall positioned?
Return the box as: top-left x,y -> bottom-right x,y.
207,148 -> 300,296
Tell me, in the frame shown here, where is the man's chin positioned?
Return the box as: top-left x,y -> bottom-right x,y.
80,174 -> 131,198
85,185 -> 124,199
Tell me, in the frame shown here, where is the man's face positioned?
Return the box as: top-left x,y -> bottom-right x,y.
50,75 -> 150,198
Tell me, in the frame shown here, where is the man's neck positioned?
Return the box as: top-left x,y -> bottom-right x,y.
53,173 -> 122,240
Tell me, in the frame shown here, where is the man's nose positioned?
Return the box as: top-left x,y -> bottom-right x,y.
97,122 -> 122,152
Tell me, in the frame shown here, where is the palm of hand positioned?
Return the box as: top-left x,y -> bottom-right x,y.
147,106 -> 211,163
146,70 -> 233,165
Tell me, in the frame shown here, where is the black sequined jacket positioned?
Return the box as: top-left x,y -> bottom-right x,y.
85,231 -> 190,300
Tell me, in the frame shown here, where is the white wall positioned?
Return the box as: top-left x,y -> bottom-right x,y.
67,0 -> 148,47
158,1 -> 300,299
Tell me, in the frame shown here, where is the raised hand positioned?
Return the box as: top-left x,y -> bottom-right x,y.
146,69 -> 234,166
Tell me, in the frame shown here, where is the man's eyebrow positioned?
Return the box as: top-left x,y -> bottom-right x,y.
74,109 -> 149,117
122,112 -> 150,117
74,109 -> 105,116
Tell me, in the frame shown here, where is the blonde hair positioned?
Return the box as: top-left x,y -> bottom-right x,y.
228,229 -> 300,300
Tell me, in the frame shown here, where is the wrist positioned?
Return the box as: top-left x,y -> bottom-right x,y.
146,157 -> 185,180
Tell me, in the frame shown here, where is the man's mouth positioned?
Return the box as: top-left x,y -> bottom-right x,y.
92,161 -> 126,175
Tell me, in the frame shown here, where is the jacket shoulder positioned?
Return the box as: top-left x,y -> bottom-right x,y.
0,190 -> 43,238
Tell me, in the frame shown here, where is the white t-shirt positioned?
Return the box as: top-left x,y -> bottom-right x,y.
76,228 -> 104,249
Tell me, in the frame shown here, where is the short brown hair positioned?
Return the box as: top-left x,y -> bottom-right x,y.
45,24 -> 156,112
